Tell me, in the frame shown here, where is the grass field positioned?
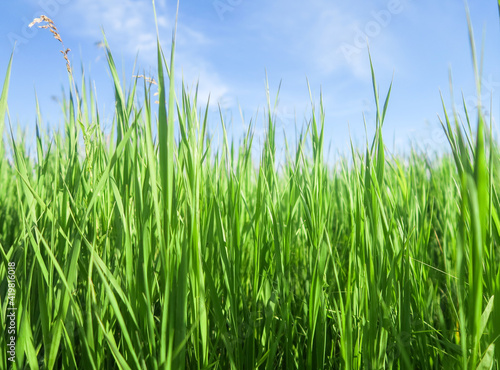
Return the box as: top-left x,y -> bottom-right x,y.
1,6 -> 500,370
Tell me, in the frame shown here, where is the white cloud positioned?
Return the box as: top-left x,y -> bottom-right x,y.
177,60 -> 230,109
254,0 -> 405,79
63,0 -> 168,55
56,0 -> 231,108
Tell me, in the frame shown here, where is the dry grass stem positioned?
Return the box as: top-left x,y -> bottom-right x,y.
29,15 -> 72,74
133,75 -> 157,85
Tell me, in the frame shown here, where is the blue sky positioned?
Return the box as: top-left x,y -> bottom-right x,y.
1,0 -> 500,159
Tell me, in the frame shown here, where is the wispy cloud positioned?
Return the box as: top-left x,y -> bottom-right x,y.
252,0 -> 407,79
56,0 -> 231,107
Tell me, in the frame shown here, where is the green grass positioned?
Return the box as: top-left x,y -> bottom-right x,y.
1,6 -> 500,370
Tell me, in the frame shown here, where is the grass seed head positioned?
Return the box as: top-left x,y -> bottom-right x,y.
29,15 -> 72,74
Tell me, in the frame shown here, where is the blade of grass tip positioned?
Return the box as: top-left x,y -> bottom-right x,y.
470,49 -> 488,370
381,73 -> 393,124
444,72 -> 471,176
153,0 -> 180,367
479,26 -> 486,89
101,31 -> 126,142
126,54 -> 139,118
465,3 -> 488,247
474,111 -> 487,239
155,0 -> 177,230
200,95 -> 210,161
465,3 -> 481,97
463,7 -> 489,363
0,49 -> 14,151
368,54 -> 388,184
368,48 -> 382,127
461,94 -> 476,154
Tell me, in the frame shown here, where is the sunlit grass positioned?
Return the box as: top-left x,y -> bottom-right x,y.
0,5 -> 499,370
